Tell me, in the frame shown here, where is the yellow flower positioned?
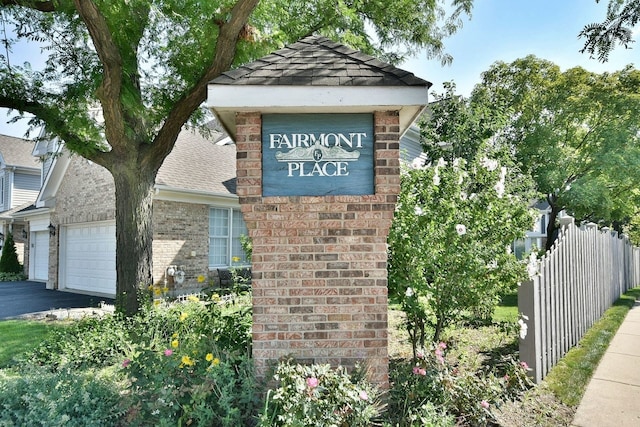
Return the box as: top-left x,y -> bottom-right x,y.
162,287 -> 169,293
153,287 -> 162,296
179,312 -> 189,321
205,353 -> 214,362
212,358 -> 220,366
197,275 -> 206,283
232,256 -> 241,263
181,355 -> 194,366
187,295 -> 200,302
211,293 -> 220,302
172,333 -> 178,338
171,339 -> 179,348
147,285 -> 153,291
153,300 -> 161,306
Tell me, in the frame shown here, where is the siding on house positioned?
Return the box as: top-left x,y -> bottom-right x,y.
12,172 -> 41,208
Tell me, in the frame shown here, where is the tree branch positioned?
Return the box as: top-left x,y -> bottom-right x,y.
0,0 -> 57,12
72,0 -> 127,154
144,0 -> 260,170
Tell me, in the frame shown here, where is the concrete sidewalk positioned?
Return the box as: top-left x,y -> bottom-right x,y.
571,298 -> 640,427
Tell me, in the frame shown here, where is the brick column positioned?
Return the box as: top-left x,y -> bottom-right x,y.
236,111 -> 400,386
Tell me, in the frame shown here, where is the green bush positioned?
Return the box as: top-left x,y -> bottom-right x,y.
23,294 -> 257,426
0,367 -> 124,426
0,233 -> 22,274
259,360 -> 383,427
387,342 -> 533,426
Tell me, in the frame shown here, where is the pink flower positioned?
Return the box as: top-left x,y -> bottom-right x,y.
503,374 -> 510,381
520,361 -> 530,370
306,377 -> 319,388
481,400 -> 490,409
412,366 -> 426,376
122,358 -> 131,368
164,349 -> 173,356
416,349 -> 425,359
438,342 -> 447,350
435,348 -> 445,364
359,390 -> 369,401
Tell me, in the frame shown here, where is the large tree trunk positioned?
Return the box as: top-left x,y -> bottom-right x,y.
545,198 -> 562,252
112,166 -> 156,316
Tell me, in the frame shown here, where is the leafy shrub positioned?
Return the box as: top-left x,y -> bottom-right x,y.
26,314 -> 132,370
0,232 -> 22,274
0,367 -> 124,426
0,271 -> 26,281
387,342 -> 533,426
21,294 -> 256,426
259,360 -> 383,427
124,350 -> 258,426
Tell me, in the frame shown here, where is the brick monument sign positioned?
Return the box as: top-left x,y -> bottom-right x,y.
208,35 -> 429,386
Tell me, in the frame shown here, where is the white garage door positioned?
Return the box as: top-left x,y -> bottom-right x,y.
31,231 -> 49,282
61,222 -> 116,296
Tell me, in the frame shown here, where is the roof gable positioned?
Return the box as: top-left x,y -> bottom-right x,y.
0,134 -> 40,170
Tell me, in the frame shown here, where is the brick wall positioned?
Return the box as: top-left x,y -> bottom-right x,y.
152,199 -> 210,292
237,111 -> 400,386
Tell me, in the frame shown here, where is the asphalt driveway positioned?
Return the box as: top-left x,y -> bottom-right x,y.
0,281 -> 114,320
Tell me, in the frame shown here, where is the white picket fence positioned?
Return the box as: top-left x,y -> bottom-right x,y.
518,216 -> 640,383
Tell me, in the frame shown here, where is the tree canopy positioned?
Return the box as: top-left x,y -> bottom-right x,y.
0,0 -> 474,314
472,56 -> 640,248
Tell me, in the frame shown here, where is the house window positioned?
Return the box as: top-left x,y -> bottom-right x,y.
209,207 -> 249,267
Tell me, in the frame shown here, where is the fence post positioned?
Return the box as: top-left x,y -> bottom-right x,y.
519,276 -> 542,383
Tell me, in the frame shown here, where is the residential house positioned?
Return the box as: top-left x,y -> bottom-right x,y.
14,122 -> 247,297
0,134 -> 42,265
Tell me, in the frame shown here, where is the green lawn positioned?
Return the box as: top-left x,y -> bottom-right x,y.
494,292 -> 518,323
0,320 -> 58,367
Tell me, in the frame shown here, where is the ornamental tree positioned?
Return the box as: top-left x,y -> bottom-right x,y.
388,88 -> 535,348
0,0 -> 473,315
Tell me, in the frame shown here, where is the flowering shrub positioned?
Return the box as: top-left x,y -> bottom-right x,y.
388,153 -> 534,346
259,360 -> 383,427
387,342 -> 533,426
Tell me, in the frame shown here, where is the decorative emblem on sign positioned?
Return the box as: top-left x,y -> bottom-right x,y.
275,141 -> 361,162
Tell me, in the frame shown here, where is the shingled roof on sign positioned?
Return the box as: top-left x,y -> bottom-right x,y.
208,35 -> 430,140
211,35 -> 431,87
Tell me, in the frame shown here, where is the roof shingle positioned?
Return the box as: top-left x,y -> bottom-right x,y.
0,134 -> 40,169
211,35 -> 430,88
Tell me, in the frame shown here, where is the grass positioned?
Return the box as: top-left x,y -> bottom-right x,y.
494,292 -> 518,323
0,320 -> 59,367
544,286 -> 640,406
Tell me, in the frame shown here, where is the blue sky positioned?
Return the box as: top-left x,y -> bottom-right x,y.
402,0 -> 640,95
1,0 -> 638,138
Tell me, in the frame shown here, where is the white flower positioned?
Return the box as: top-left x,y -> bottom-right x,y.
433,172 -> 440,186
460,192 -> 468,201
518,318 -> 528,339
414,206 -> 424,216
411,155 -> 426,169
436,157 -> 447,168
405,287 -> 414,297
455,224 -> 467,235
494,181 -> 505,198
481,157 -> 498,171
